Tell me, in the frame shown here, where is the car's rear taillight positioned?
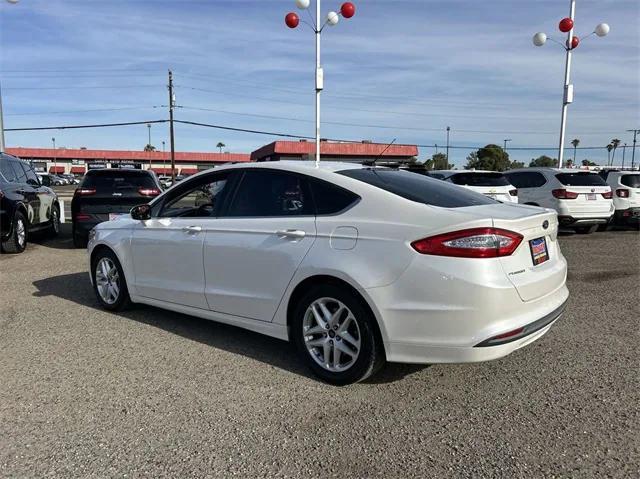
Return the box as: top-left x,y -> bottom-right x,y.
74,213 -> 91,221
616,188 -> 630,198
138,187 -> 161,197
74,187 -> 96,196
509,189 -> 518,197
411,227 -> 523,258
601,190 -> 613,199
552,189 -> 579,199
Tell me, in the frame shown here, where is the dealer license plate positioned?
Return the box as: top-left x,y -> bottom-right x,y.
529,237 -> 549,266
586,193 -> 597,200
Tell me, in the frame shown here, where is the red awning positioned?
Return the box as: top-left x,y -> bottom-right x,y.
180,168 -> 198,175
70,166 -> 86,174
49,166 -> 65,174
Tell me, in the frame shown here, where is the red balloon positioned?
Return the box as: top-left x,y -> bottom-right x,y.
570,35 -> 580,49
285,12 -> 299,28
559,17 -> 574,33
341,2 -> 356,18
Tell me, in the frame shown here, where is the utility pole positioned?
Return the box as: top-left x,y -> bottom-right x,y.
168,70 -> 176,182
147,123 -> 152,170
52,137 -> 56,174
0,82 -> 5,153
162,140 -> 166,175
557,0 -> 576,169
445,127 -> 450,164
621,143 -> 627,169
503,138 -> 512,154
628,129 -> 639,170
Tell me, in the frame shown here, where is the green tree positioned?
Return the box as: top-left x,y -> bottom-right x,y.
606,144 -> 613,165
423,152 -> 453,170
610,138 -> 621,165
465,144 -> 511,171
571,138 -> 580,164
144,144 -> 156,152
529,155 -> 557,167
509,160 -> 525,169
582,159 -> 597,167
216,142 -> 226,154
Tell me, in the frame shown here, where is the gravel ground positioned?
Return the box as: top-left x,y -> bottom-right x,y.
1,226 -> 639,478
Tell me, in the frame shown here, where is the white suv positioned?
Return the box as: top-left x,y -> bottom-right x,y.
430,170 -> 518,203
602,171 -> 640,227
505,168 -> 614,234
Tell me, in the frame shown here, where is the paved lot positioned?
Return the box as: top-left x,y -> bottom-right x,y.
1,227 -> 639,478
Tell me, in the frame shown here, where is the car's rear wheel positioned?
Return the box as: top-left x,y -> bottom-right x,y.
292,284 -> 385,385
48,204 -> 60,238
91,249 -> 131,311
1,211 -> 28,254
575,225 -> 598,234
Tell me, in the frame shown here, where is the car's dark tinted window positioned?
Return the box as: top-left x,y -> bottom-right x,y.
621,174 -> 640,188
504,172 -> 547,188
555,172 -> 606,186
226,169 -> 313,217
158,171 -> 233,218
309,178 -> 359,215
0,159 -> 18,182
19,163 -> 39,184
81,170 -> 157,193
338,168 -> 496,208
449,172 -> 510,186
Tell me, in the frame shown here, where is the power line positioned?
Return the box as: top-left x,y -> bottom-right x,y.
6,120 -> 168,132
3,85 -> 163,91
5,106 -> 164,116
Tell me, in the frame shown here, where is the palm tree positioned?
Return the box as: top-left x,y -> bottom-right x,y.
216,142 -> 226,154
571,138 -> 580,164
606,144 -> 613,165
610,138 -> 621,166
144,144 -> 156,152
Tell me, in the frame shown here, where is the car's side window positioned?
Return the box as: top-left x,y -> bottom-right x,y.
529,172 -> 547,187
0,159 -> 18,182
226,169 -> 313,217
506,172 -> 546,189
11,161 -> 28,183
158,171 -> 234,218
21,163 -> 40,186
308,177 -> 360,215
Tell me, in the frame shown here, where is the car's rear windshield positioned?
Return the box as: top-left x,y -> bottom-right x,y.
449,172 -> 510,186
621,174 -> 640,188
555,172 -> 606,186
81,170 -> 157,192
338,168 -> 496,208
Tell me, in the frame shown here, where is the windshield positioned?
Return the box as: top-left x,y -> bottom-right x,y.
621,174 -> 640,188
81,171 -> 157,193
338,168 -> 496,208
449,172 -> 510,187
555,173 -> 606,187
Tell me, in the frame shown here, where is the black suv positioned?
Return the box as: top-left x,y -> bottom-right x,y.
71,168 -> 161,247
0,153 -> 61,253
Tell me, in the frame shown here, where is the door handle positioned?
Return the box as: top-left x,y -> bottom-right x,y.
276,229 -> 306,239
182,225 -> 202,234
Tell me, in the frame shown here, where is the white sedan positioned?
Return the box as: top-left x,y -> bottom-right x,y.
87,161 -> 568,384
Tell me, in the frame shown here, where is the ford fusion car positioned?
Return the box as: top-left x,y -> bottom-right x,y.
87,161 -> 568,385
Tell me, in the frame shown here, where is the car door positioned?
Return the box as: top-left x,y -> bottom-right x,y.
130,170 -> 236,310
22,163 -> 53,224
12,161 -> 42,225
203,168 -> 317,322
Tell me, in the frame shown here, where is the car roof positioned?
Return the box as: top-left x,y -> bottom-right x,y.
506,167 -> 599,174
431,169 -> 502,174
86,168 -> 153,175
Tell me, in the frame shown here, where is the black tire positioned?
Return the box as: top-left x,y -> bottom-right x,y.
91,248 -> 131,311
1,211 -> 28,254
575,225 -> 598,234
48,204 -> 61,238
72,224 -> 87,248
291,283 -> 385,385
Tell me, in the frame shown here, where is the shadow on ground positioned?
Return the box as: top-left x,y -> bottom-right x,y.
32,271 -> 427,384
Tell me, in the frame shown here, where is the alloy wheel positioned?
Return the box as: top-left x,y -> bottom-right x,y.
16,218 -> 26,248
95,257 -> 120,305
52,209 -> 60,233
303,297 -> 361,372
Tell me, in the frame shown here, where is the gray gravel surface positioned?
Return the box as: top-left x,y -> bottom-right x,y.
1,226 -> 639,478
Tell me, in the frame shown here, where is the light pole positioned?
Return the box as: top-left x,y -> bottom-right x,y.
445,127 -> 450,164
285,0 -> 356,167
503,138 -> 512,154
0,0 -> 20,153
533,1 -> 609,168
52,137 -> 56,175
147,123 -> 152,170
162,140 -> 166,174
628,129 -> 638,170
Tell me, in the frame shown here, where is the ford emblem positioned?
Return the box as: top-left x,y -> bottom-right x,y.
542,220 -> 549,229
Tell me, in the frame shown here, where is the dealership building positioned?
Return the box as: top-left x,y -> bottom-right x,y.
5,140 -> 419,175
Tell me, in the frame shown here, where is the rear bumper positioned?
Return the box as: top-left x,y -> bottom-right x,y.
558,215 -> 612,226
614,208 -> 640,225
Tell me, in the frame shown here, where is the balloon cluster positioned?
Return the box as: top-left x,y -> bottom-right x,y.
533,18 -> 609,50
285,1 -> 356,29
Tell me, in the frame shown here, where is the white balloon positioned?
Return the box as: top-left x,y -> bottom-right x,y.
595,23 -> 610,37
533,32 -> 547,47
327,11 -> 340,26
295,0 -> 310,9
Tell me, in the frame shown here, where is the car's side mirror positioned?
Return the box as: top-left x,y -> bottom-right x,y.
130,204 -> 151,221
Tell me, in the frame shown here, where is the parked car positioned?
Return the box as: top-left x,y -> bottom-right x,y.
603,171 -> 640,227
38,173 -> 64,186
60,174 -> 80,185
0,153 -> 61,253
71,168 -> 161,247
430,170 -> 518,203
157,175 -> 173,189
87,161 -> 568,385
504,168 -> 613,234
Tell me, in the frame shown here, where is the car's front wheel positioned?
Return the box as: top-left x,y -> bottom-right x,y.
292,284 -> 385,385
48,204 -> 60,238
1,211 -> 28,254
91,249 -> 131,311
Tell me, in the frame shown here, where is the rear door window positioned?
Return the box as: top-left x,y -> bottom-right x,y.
555,173 -> 606,186
308,178 -> 360,215
504,172 -> 546,188
0,159 -> 18,182
81,171 -> 158,194
620,175 -> 640,188
338,168 -> 496,208
19,163 -> 40,185
449,172 -> 510,186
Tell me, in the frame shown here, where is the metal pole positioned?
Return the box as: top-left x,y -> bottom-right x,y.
629,129 -> 638,170
503,138 -> 512,154
445,127 -> 450,164
147,123 -> 152,170
52,137 -> 56,174
168,70 -> 176,182
621,143 -> 626,169
558,0 -> 576,169
162,140 -> 166,175
315,0 -> 321,167
0,81 -> 5,153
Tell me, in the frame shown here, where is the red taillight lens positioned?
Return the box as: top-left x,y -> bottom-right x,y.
138,187 -> 161,197
411,227 -> 523,258
491,327 -> 525,341
552,188 -> 579,199
601,190 -> 612,199
509,189 -> 518,197
74,187 -> 96,196
74,213 -> 91,221
616,188 -> 630,198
